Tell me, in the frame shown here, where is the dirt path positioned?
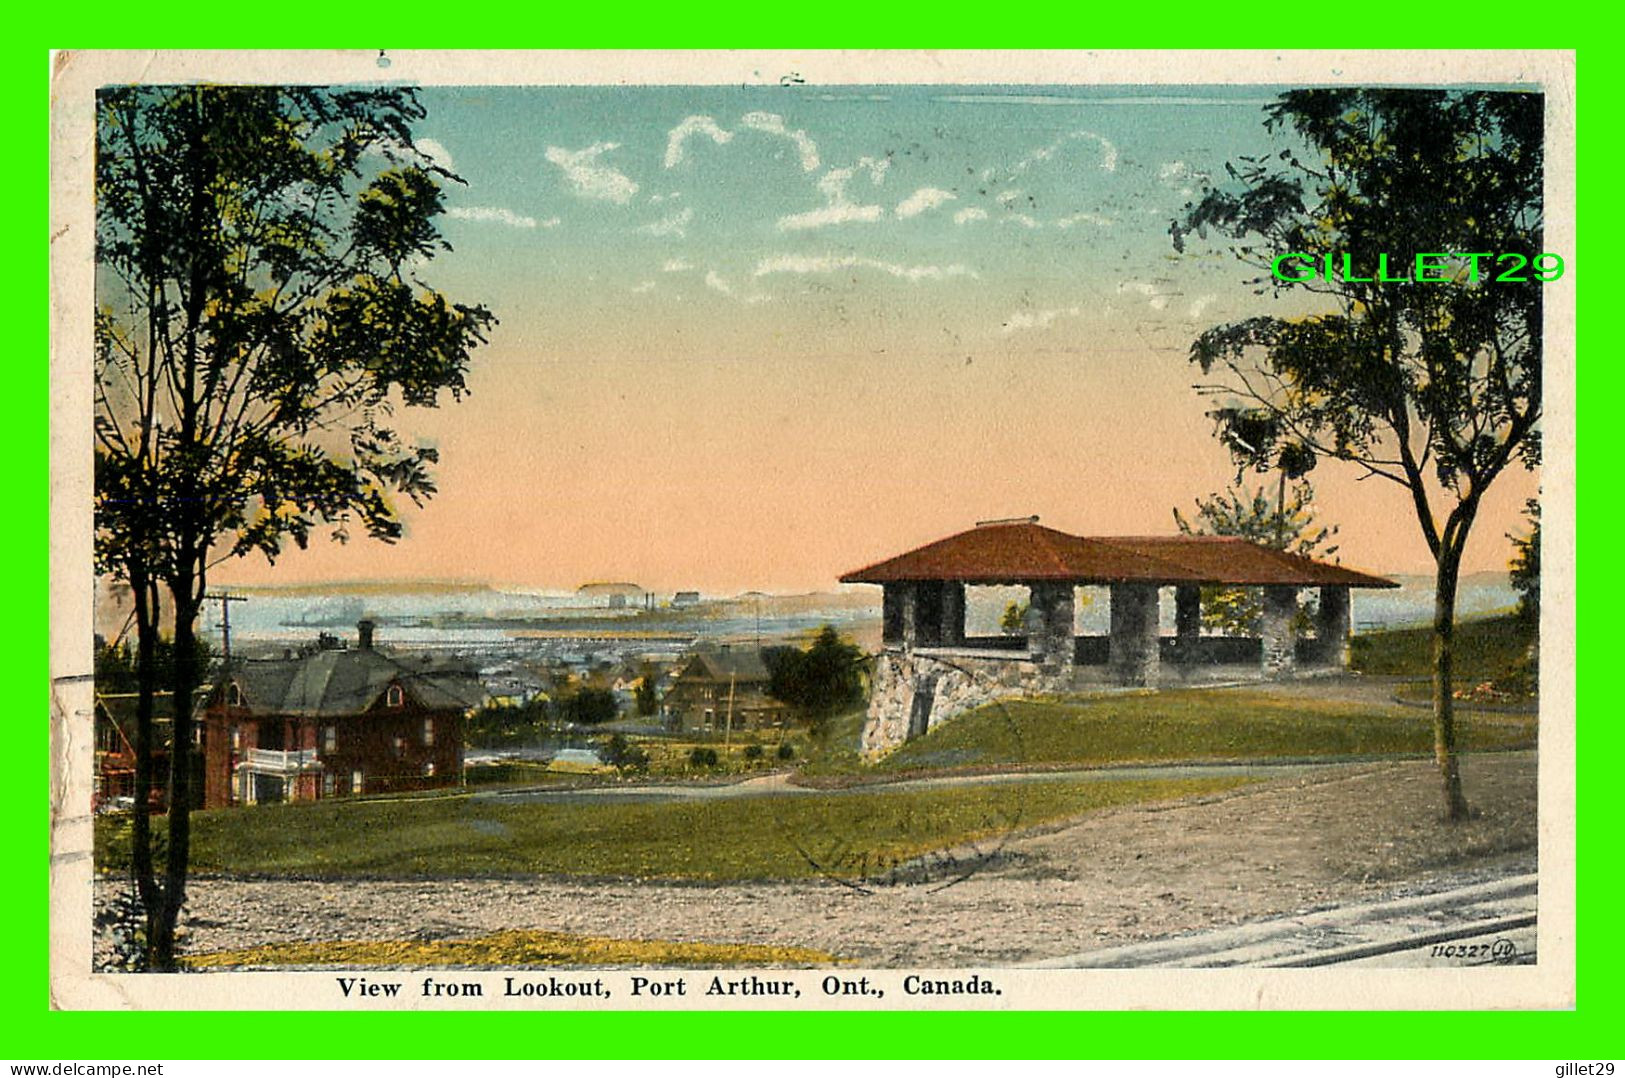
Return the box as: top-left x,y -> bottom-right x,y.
117,750 -> 1536,969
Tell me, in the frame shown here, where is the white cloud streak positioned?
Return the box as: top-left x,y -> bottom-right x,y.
637,207 -> 694,237
445,206 -> 554,229
1000,305 -> 1084,335
896,187 -> 957,219
777,157 -> 889,232
753,254 -> 977,282
953,207 -> 988,225
544,142 -> 640,204
664,112 -> 820,172
662,258 -> 693,272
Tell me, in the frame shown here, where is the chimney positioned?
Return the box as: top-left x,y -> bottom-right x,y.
357,619 -> 375,651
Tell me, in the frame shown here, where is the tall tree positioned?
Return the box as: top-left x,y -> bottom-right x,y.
1173,89 -> 1542,820
94,85 -> 494,968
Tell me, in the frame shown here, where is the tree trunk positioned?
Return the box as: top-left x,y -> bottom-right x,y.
129,574 -> 161,969
152,577 -> 202,970
1432,545 -> 1471,821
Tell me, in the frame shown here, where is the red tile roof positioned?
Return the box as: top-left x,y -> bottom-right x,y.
839,520 -> 1397,588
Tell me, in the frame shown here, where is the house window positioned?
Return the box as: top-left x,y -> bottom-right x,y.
321,772 -> 335,797
391,735 -> 405,757
422,718 -> 434,747
230,727 -> 242,750
228,683 -> 242,707
351,770 -> 363,795
386,685 -> 404,708
322,725 -> 337,753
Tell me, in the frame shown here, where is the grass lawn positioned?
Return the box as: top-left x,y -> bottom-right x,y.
184,929 -> 837,970
870,688 -> 1536,774
1350,613 -> 1535,680
95,774 -> 1250,881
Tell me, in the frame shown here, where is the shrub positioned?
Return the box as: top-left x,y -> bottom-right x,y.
743,744 -> 765,761
602,733 -> 650,773
776,742 -> 796,761
688,747 -> 719,768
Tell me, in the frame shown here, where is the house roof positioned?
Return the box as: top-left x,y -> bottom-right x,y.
223,648 -> 486,718
839,519 -> 1397,589
679,649 -> 772,683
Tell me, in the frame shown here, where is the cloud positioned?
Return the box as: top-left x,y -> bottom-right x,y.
1055,212 -> 1113,228
664,112 -> 820,172
662,258 -> 693,272
753,254 -> 977,283
701,269 -> 770,304
630,280 -> 656,294
996,188 -> 1026,206
737,112 -> 820,171
777,157 -> 889,232
1117,281 -> 1174,310
664,116 -> 733,168
1001,213 -> 1041,229
953,207 -> 988,225
445,206 -> 555,229
896,187 -> 957,219
1000,305 -> 1084,335
544,142 -> 640,204
1011,130 -> 1119,176
637,207 -> 694,238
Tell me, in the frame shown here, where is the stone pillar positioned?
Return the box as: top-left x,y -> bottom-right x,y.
1316,585 -> 1351,667
1261,585 -> 1300,675
1174,585 -> 1202,663
1110,584 -> 1161,686
940,582 -> 966,646
882,584 -> 909,647
1027,582 -> 1075,678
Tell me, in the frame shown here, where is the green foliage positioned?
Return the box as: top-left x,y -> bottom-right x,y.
601,733 -> 650,773
465,700 -> 552,749
1175,89 -> 1541,555
561,687 -> 619,727
688,746 -> 720,768
94,635 -> 213,695
743,743 -> 765,761
634,666 -> 659,717
764,625 -> 867,717
776,742 -> 796,761
1173,481 -> 1338,636
999,600 -> 1029,636
1509,499 -> 1541,627
94,85 -> 495,578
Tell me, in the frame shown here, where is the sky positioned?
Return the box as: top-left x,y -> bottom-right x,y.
209,83 -> 1541,594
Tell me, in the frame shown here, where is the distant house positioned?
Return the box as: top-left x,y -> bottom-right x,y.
664,647 -> 787,732
199,620 -> 485,808
94,693 -> 186,813
672,591 -> 701,607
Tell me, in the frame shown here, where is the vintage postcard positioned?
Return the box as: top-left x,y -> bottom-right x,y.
49,49 -> 1575,1011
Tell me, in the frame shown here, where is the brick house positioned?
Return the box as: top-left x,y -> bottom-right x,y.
199,620 -> 484,808
663,647 -> 787,732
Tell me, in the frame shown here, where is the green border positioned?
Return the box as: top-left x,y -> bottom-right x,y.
20,17 -> 1610,1060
